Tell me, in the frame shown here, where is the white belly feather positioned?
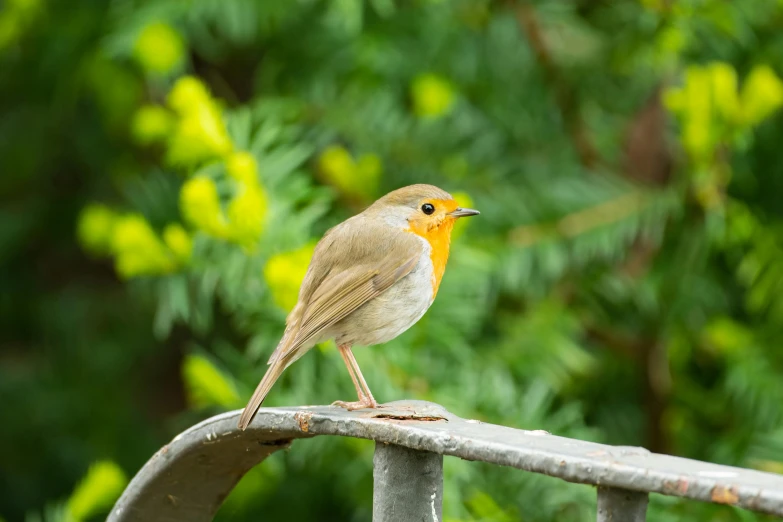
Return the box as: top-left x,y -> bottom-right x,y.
332,243 -> 434,347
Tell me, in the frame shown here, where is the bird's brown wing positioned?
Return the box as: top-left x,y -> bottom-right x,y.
237,222 -> 422,430
276,252 -> 419,362
268,217 -> 424,363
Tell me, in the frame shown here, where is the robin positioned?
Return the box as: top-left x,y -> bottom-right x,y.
237,184 -> 479,430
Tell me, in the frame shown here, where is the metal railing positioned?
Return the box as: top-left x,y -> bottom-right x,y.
109,400 -> 783,521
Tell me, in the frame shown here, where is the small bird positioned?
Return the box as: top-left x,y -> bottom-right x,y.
237,184 -> 479,430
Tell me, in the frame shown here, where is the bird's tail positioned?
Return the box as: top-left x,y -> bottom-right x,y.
237,357 -> 288,430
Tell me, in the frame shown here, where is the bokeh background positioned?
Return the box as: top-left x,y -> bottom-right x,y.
3,0 -> 783,520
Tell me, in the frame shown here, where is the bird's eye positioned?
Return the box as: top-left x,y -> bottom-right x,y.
421,203 -> 435,215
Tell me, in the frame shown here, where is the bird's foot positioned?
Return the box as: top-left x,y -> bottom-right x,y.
332,398 -> 379,411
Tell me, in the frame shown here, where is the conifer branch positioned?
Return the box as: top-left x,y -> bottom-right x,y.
512,2 -> 601,169
509,192 -> 647,246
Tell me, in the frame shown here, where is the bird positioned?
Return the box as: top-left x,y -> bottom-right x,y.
237,184 -> 479,430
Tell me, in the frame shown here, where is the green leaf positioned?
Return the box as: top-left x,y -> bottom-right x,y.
66,461 -> 127,522
182,353 -> 242,409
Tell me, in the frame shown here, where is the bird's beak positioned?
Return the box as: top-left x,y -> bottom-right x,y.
447,207 -> 480,218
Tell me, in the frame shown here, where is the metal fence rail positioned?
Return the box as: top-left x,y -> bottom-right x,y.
109,400 -> 783,521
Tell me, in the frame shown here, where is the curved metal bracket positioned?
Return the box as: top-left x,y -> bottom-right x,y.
109,401 -> 783,521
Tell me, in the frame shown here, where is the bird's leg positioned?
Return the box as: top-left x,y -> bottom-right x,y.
332,344 -> 378,410
336,343 -> 366,401
346,346 -> 378,407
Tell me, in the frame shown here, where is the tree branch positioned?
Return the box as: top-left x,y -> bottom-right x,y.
509,191 -> 647,246
512,2 -> 600,169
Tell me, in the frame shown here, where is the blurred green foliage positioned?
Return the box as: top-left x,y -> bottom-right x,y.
2,0 -> 783,520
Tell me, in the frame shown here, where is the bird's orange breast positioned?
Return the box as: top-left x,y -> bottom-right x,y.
407,218 -> 455,298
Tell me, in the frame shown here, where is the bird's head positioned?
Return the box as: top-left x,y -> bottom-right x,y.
363,184 -> 479,296
368,184 -> 479,235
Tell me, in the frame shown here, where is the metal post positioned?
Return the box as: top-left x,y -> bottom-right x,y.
597,486 -> 648,521
373,442 -> 443,522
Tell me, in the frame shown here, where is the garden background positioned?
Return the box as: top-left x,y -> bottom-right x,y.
3,0 -> 783,520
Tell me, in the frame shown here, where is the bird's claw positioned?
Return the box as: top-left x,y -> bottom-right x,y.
332,399 -> 379,411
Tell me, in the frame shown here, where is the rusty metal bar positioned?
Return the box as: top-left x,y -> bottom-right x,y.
597,486 -> 649,521
109,401 -> 783,521
373,443 -> 443,522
